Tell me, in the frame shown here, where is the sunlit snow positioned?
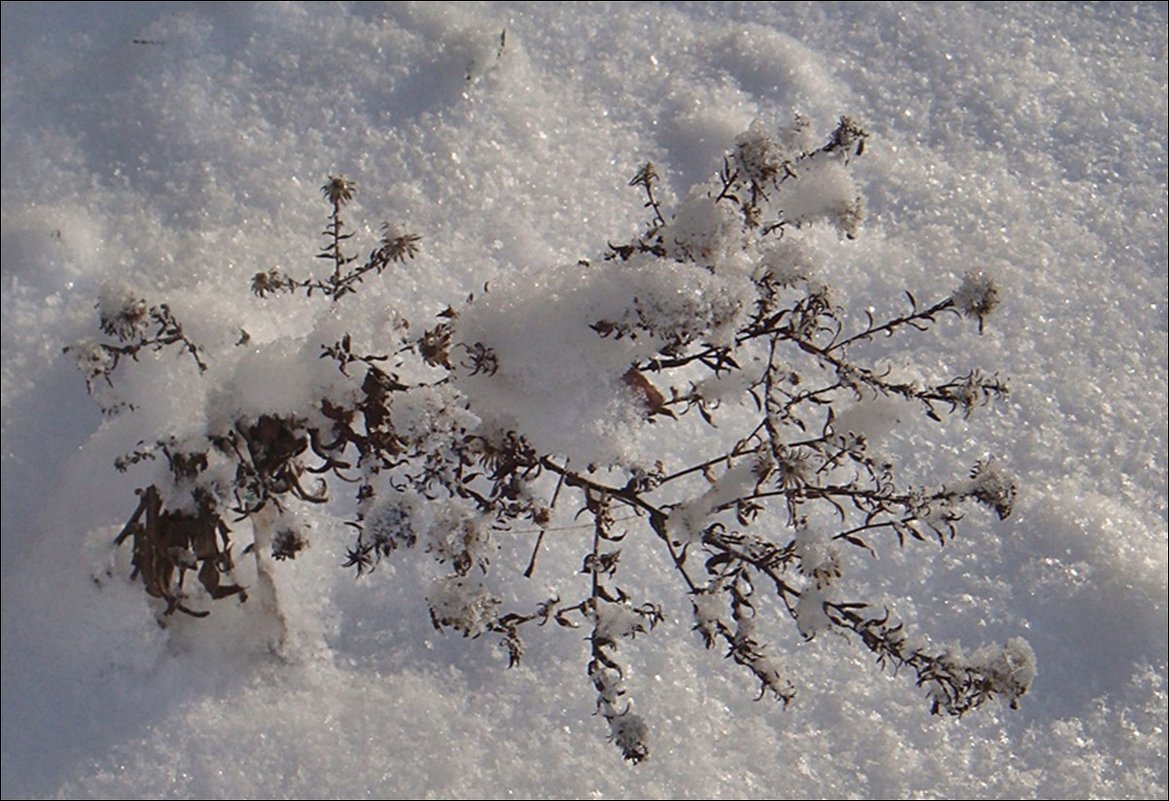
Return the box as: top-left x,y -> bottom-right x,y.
2,3 -> 1165,798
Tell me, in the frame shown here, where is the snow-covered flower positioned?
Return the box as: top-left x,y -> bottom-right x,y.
795,585 -> 831,640
666,191 -> 747,269
733,120 -> 787,188
973,637 -> 1037,709
271,525 -> 308,561
833,194 -> 864,240
691,585 -> 727,647
364,494 -> 418,553
426,509 -> 493,576
608,711 -> 649,764
69,339 -> 114,382
379,222 -> 422,263
794,525 -> 842,589
594,600 -> 653,642
967,457 -> 1017,520
426,575 -> 500,637
954,268 -> 1000,333
97,283 -> 148,340
759,239 -> 816,287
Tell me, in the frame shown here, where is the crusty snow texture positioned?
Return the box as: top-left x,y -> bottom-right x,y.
2,3 -> 1165,798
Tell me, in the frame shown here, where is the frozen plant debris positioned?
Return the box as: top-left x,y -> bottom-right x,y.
75,117 -> 1031,764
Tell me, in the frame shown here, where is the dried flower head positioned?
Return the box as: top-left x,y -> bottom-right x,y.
98,284 -> 149,340
609,712 -> 650,764
828,115 -> 869,159
272,526 -> 308,561
251,267 -> 296,298
69,338 -> 115,383
321,175 -> 356,208
380,223 -> 422,263
955,268 -> 1000,333
834,195 -> 865,240
628,161 -> 659,191
733,121 -> 785,187
968,457 -> 1017,520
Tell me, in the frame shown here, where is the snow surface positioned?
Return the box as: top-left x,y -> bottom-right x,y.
2,2 -> 1166,798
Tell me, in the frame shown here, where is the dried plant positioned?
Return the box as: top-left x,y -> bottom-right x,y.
73,118 -> 1032,762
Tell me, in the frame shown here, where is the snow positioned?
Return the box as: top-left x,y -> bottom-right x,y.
667,457 -> 771,544
2,2 -> 1166,798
